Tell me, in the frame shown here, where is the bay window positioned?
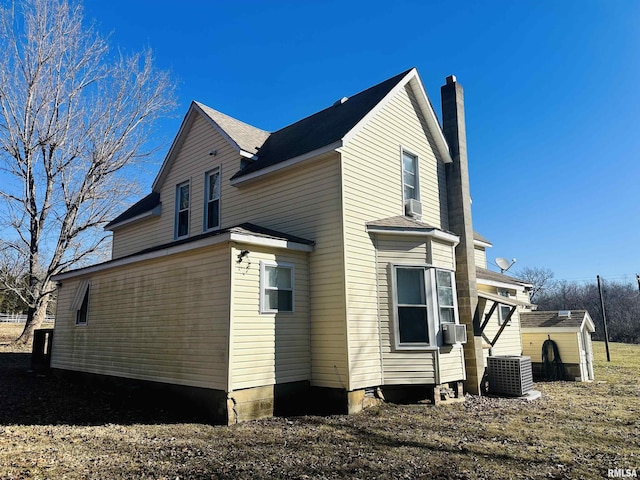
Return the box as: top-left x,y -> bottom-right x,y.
393,265 -> 459,348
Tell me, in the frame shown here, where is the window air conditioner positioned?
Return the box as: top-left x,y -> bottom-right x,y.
404,199 -> 422,217
442,323 -> 467,345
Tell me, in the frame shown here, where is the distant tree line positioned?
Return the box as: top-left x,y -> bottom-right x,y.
517,267 -> 640,344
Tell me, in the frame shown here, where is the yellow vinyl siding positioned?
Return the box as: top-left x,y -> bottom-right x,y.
51,244 -> 231,390
229,245 -> 310,391
341,84 -> 451,389
373,236 -> 465,385
111,216 -> 161,259
223,154 -> 347,389
438,346 -> 466,383
474,247 -> 487,269
521,331 -> 581,364
477,284 -> 523,358
432,241 -> 455,269
110,112 -> 347,388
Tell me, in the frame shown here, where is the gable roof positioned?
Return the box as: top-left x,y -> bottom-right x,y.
520,310 -> 595,332
111,68 -> 454,226
151,101 -> 270,192
195,102 -> 270,156
231,68 -> 452,183
231,68 -> 411,180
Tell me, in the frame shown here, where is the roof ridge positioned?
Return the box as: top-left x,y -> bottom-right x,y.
268,68 -> 414,136
194,101 -> 270,134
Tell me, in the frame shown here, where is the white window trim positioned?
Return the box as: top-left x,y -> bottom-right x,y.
175,180 -> 191,240
391,264 -> 459,350
400,147 -> 420,203
203,167 -> 221,232
497,288 -> 512,325
73,281 -> 91,326
260,260 -> 295,314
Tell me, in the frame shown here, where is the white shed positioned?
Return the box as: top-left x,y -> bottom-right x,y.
520,310 -> 596,382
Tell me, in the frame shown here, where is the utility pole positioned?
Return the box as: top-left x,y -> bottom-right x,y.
597,275 -> 611,362
636,274 -> 640,293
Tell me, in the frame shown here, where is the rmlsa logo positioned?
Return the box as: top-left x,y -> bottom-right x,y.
609,469 -> 638,478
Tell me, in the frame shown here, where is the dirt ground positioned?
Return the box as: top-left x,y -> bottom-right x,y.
0,326 -> 638,479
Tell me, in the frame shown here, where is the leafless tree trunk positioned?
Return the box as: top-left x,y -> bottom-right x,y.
516,266 -> 556,303
0,0 -> 175,344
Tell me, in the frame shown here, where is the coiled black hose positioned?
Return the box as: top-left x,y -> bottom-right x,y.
541,338 -> 565,381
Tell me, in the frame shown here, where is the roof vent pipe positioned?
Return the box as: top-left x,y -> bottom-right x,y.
333,97 -> 349,107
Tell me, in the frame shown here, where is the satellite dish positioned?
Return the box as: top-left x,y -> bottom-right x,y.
495,257 -> 517,273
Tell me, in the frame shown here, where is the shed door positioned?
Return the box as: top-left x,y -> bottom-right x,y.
582,328 -> 594,381
577,331 -> 588,381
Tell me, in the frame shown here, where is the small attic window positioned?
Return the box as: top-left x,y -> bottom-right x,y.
558,310 -> 572,318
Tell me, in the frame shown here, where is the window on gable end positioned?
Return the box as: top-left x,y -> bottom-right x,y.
402,150 -> 419,202
260,261 -> 294,313
70,280 -> 91,325
204,168 -> 220,231
175,181 -> 190,239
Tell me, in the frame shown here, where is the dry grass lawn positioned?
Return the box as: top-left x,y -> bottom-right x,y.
1,324 -> 638,479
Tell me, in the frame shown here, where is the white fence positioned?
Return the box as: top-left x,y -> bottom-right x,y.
0,313 -> 55,323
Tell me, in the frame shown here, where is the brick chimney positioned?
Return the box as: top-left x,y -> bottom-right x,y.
441,75 -> 484,395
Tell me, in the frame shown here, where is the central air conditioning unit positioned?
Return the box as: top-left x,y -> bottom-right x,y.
442,323 -> 467,345
487,356 -> 534,396
405,199 -> 422,218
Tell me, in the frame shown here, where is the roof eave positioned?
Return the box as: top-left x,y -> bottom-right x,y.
366,224 -> 459,245
341,68 -> 453,164
230,141 -> 342,186
105,205 -> 161,231
53,229 -> 314,282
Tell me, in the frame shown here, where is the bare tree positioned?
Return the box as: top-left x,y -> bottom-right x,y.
0,0 -> 175,343
516,266 -> 555,303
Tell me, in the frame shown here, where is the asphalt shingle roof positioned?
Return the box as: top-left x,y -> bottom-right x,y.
196,102 -> 270,155
520,310 -> 589,329
105,192 -> 160,229
231,68 -> 413,179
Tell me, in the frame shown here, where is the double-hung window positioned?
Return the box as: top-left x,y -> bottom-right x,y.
393,265 -> 458,348
402,150 -> 419,202
175,181 -> 190,239
260,261 -> 294,313
204,169 -> 220,231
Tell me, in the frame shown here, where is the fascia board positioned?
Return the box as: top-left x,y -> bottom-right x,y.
104,205 -> 161,231
229,233 -> 314,252
53,233 -> 234,281
477,278 -> 528,291
366,225 -> 459,246
474,239 -> 493,249
521,327 -> 580,333
230,141 -> 341,186
53,230 -> 313,282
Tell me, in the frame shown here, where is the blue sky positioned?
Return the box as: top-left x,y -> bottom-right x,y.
81,0 -> 640,283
